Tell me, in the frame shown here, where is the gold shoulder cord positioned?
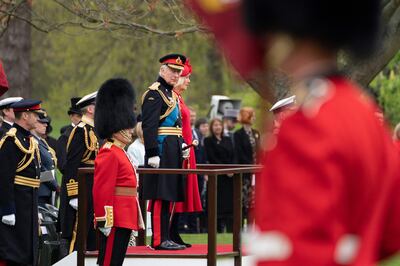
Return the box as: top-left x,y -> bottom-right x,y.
42,138 -> 58,166
81,127 -> 99,163
141,83 -> 177,121
66,126 -> 78,152
0,128 -> 42,172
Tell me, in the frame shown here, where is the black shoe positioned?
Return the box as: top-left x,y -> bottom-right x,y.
171,237 -> 192,248
154,240 -> 186,250
169,240 -> 190,248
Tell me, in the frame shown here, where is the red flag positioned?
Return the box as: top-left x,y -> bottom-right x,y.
185,0 -> 266,78
0,60 -> 9,97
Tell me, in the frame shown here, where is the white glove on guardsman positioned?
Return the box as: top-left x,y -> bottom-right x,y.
2,214 -> 16,226
99,227 -> 112,237
182,143 -> 190,159
69,198 -> 78,210
148,156 -> 160,168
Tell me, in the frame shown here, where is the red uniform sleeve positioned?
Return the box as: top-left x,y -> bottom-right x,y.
254,117 -> 345,265
93,146 -> 118,228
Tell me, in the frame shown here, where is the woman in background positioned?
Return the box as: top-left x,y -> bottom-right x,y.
204,118 -> 235,233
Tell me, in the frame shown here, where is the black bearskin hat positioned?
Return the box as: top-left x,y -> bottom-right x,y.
243,0 -> 381,58
95,78 -> 136,139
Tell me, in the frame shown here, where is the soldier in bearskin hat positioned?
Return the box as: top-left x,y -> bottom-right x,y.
141,54 -> 190,250
237,0 -> 400,265
93,78 -> 144,266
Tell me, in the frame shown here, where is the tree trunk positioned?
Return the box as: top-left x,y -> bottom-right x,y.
344,6 -> 400,87
0,1 -> 32,98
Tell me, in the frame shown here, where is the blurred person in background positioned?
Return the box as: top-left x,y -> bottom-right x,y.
234,107 -> 260,226
204,118 -> 235,233
237,0 -> 400,265
393,122 -> 400,152
194,117 -> 208,232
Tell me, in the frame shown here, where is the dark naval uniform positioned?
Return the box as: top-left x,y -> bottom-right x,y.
0,121 -> 12,138
59,115 -> 99,252
141,76 -> 186,248
0,124 -> 41,265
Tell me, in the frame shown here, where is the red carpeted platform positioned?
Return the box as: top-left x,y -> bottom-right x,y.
125,244 -> 233,255
86,244 -> 234,257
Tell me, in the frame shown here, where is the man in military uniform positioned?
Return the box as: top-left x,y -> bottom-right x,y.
58,91 -> 99,253
56,97 -> 82,174
0,97 -> 23,137
141,54 -> 190,250
32,111 -> 59,206
0,100 -> 42,265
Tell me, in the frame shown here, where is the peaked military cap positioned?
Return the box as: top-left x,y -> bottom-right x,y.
0,97 -> 23,110
159,54 -> 187,70
269,95 -> 296,112
76,91 -> 97,109
10,99 -> 42,113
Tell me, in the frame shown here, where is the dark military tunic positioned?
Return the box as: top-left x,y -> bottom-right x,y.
0,120 -> 12,138
58,115 -> 98,252
56,124 -> 74,174
0,124 -> 41,265
141,76 -> 185,202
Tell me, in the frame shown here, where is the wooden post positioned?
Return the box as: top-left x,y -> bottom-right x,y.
137,174 -> 147,246
233,173 -> 243,266
77,169 -> 88,266
207,174 -> 217,266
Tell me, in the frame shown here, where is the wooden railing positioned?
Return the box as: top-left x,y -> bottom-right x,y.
77,164 -> 262,266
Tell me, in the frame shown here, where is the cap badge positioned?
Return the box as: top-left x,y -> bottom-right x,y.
176,57 -> 182,64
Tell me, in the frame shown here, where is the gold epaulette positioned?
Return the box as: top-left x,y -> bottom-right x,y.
0,127 -> 16,149
66,126 -> 78,151
77,121 -> 86,128
141,82 -> 177,120
141,82 -> 160,104
149,82 -> 160,91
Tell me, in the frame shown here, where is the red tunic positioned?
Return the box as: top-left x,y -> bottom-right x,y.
93,142 -> 143,230
250,77 -> 400,266
173,92 -> 202,213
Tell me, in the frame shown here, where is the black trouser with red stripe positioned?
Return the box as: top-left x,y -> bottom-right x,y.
150,200 -> 170,247
97,227 -> 131,266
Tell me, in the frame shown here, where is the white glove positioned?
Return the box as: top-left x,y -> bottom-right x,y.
148,156 -> 160,168
99,227 -> 112,237
2,214 -> 16,226
69,198 -> 78,210
182,143 -> 190,159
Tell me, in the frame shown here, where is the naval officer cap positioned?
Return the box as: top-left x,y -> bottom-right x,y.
76,91 -> 97,109
159,54 -> 187,71
269,95 -> 296,112
10,99 -> 42,113
0,97 -> 23,110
